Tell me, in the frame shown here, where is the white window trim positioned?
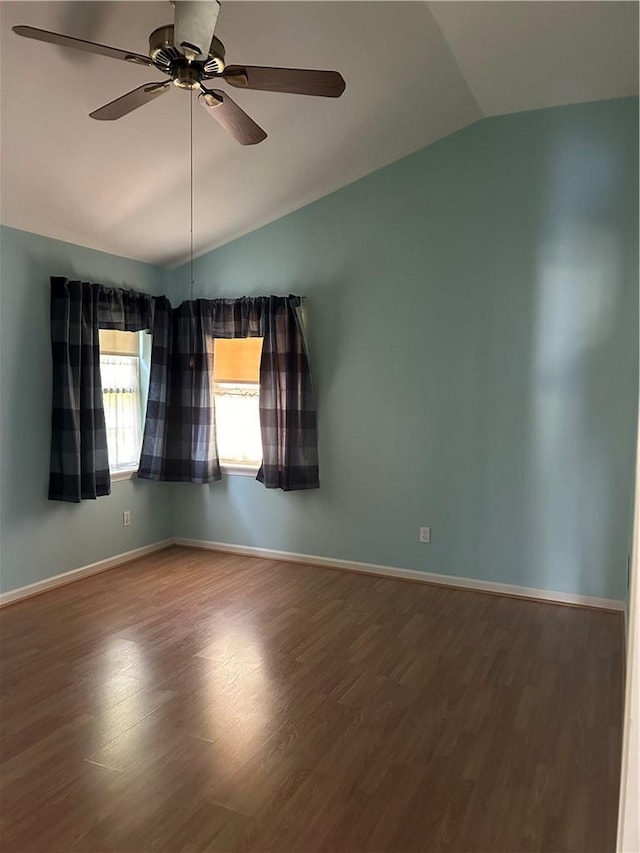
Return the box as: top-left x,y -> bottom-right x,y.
100,331 -> 145,482
220,462 -> 260,477
112,463 -> 258,480
110,468 -> 138,482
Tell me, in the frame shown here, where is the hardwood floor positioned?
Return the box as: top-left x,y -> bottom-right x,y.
0,546 -> 623,852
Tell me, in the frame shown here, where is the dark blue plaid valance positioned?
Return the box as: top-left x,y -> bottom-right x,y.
98,285 -> 154,331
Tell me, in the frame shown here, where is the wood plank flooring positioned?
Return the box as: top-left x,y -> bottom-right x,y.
0,546 -> 624,852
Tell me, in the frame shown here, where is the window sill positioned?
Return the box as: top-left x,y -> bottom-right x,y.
110,469 -> 137,482
110,466 -> 259,480
221,463 -> 260,478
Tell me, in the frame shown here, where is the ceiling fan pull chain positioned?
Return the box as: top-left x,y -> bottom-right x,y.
188,91 -> 196,370
190,89 -> 195,303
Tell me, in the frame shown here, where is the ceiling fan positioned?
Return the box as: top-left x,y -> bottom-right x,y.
13,0 -> 346,145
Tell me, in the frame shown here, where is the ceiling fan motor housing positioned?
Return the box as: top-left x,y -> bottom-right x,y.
149,24 -> 225,88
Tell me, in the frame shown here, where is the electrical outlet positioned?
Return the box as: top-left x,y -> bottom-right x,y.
123,510 -> 131,527
419,526 -> 431,543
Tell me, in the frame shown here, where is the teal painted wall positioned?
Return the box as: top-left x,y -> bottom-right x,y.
168,97 -> 639,601
1,98 -> 637,601
0,227 -> 174,594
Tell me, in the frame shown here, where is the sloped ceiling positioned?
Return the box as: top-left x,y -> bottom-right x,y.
0,1 -> 637,267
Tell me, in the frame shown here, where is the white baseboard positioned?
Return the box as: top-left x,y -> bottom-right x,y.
1,535 -> 625,614
175,537 -> 626,612
0,539 -> 174,607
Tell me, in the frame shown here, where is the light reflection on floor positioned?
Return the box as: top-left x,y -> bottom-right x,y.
94,637 -> 148,760
197,617 -> 273,762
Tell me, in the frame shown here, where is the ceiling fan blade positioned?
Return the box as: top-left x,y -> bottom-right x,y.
90,82 -> 170,121
12,25 -> 154,67
198,90 -> 267,146
174,0 -> 220,60
223,66 -> 346,98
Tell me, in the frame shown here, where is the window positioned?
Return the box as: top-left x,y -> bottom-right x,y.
99,330 -> 143,477
213,338 -> 263,471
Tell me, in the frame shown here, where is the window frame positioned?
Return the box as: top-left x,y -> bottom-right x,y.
212,338 -> 263,476
99,331 -> 146,482
214,379 -> 262,475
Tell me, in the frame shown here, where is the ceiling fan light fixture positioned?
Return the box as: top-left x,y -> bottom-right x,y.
203,43 -> 225,76
173,65 -> 202,89
149,24 -> 177,61
149,24 -> 225,77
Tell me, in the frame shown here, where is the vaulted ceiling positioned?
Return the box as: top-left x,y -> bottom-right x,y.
0,1 -> 637,267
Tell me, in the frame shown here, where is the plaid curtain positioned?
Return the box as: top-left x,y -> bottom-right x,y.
257,296 -> 319,490
137,296 -> 172,481
138,295 -> 319,490
138,299 -> 219,483
48,277 -> 153,502
98,285 -> 154,331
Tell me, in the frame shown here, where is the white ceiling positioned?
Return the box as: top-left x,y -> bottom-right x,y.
429,1 -> 639,116
0,1 -> 637,267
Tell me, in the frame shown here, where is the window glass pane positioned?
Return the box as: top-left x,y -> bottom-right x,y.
100,354 -> 141,471
100,355 -> 139,394
214,383 -> 262,465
